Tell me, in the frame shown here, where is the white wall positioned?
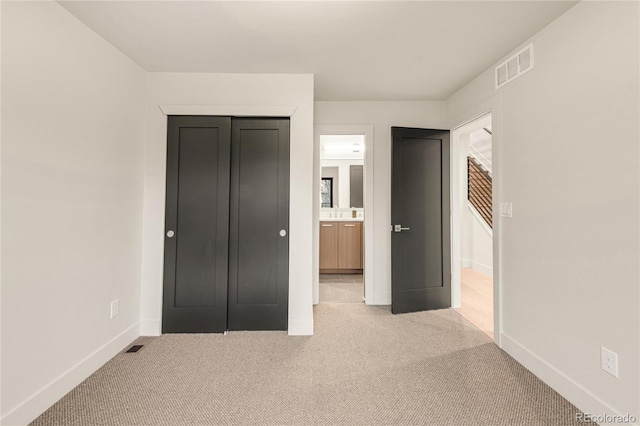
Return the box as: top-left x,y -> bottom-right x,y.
140,73 -> 314,336
459,125 -> 493,277
461,205 -> 493,277
469,129 -> 492,174
1,2 -> 147,424
447,1 -> 639,417
321,159 -> 364,208
315,101 -> 446,304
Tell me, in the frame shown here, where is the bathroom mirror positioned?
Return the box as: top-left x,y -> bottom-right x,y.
321,160 -> 363,208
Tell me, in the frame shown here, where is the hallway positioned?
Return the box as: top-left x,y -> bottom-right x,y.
456,268 -> 494,339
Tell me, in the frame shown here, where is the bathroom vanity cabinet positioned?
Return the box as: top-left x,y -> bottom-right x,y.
319,221 -> 363,273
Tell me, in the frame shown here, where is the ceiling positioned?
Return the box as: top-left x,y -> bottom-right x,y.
321,135 -> 365,160
58,1 -> 578,101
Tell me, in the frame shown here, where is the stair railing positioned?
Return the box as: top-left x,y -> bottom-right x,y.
467,156 -> 492,228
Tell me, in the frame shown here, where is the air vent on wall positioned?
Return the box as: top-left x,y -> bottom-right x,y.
495,43 -> 534,89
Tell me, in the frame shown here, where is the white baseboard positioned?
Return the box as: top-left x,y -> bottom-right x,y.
288,319 -> 314,336
143,317 -> 314,336
470,260 -> 493,277
373,291 -> 391,305
500,333 -> 628,421
1,322 -> 139,426
139,319 -> 162,336
461,259 -> 472,268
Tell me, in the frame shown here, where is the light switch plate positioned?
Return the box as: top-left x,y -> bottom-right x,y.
110,299 -> 120,319
500,202 -> 513,218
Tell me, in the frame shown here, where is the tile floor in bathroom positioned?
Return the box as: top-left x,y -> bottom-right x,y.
319,274 -> 364,303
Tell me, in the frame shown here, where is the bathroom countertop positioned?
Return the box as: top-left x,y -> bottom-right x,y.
319,217 -> 364,222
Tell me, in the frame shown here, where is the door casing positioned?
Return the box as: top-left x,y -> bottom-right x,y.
448,96 -> 502,347
312,125 -> 375,305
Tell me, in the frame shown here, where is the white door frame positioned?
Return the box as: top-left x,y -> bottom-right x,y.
313,125 -> 374,305
448,96 -> 503,347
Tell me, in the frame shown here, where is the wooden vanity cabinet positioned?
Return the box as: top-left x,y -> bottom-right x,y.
320,221 -> 363,273
337,223 -> 361,269
319,222 -> 338,269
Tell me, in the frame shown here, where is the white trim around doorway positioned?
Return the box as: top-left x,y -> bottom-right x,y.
448,95 -> 503,347
152,103 -> 312,336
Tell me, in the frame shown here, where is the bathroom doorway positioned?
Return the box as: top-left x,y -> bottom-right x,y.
318,134 -> 365,303
313,125 -> 374,306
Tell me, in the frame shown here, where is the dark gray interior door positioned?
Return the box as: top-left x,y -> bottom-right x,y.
391,127 -> 451,314
228,118 -> 290,330
163,116 -> 231,333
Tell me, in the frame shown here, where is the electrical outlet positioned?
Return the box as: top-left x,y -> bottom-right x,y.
601,346 -> 618,378
110,299 -> 120,319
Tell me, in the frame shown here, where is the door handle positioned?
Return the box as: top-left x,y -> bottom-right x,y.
393,224 -> 410,233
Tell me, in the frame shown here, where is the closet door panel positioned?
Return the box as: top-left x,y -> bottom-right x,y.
162,116 -> 231,333
174,127 -> 219,307
228,118 -> 290,330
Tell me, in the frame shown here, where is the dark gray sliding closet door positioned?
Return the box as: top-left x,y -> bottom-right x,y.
228,118 -> 290,330
163,116 -> 289,333
162,116 -> 231,333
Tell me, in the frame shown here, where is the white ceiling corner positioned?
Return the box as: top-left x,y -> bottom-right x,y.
58,0 -> 578,101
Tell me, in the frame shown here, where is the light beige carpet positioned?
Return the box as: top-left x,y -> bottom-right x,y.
31,304 -> 582,425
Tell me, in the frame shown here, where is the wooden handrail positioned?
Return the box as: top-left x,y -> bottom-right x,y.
468,157 -> 492,181
467,156 -> 493,228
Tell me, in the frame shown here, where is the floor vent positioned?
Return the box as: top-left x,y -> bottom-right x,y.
126,345 -> 144,353
495,43 -> 534,89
